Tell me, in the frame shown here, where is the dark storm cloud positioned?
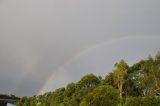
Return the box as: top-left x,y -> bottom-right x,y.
0,0 -> 160,96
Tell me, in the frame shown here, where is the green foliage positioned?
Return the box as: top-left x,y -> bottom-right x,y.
127,60 -> 145,74
126,71 -> 142,96
124,96 -> 160,106
65,83 -> 76,97
80,85 -> 119,106
70,74 -> 100,105
15,52 -> 160,106
77,73 -> 100,89
113,60 -> 128,101
50,88 -> 65,106
104,72 -> 114,86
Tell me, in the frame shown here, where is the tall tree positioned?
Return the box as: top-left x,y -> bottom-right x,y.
113,60 -> 128,99
142,53 -> 160,95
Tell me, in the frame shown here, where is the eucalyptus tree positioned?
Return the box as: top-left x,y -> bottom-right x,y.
113,60 -> 128,99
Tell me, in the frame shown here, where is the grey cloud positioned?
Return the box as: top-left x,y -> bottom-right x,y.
0,0 -> 160,96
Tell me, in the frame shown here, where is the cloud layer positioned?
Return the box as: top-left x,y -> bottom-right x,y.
0,0 -> 160,96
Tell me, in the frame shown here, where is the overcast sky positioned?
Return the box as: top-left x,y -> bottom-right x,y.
0,0 -> 160,96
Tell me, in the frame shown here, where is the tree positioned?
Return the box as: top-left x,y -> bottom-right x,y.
80,85 -> 119,106
124,95 -> 160,106
15,51 -> 160,106
65,83 -> 76,97
50,88 -> 65,106
152,52 -> 160,95
126,60 -> 146,96
67,74 -> 100,105
139,54 -> 160,95
77,74 -> 100,89
104,72 -> 114,86
113,60 -> 128,100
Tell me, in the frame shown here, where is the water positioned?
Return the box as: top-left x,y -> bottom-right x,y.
7,103 -> 14,106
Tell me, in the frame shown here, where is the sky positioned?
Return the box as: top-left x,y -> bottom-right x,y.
0,0 -> 160,96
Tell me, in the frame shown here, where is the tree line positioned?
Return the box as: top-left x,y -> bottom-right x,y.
16,52 -> 160,106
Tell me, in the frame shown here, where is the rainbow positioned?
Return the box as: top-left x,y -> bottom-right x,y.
38,35 -> 160,95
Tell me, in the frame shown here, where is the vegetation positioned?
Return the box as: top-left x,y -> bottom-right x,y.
0,94 -> 19,100
15,52 -> 160,106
